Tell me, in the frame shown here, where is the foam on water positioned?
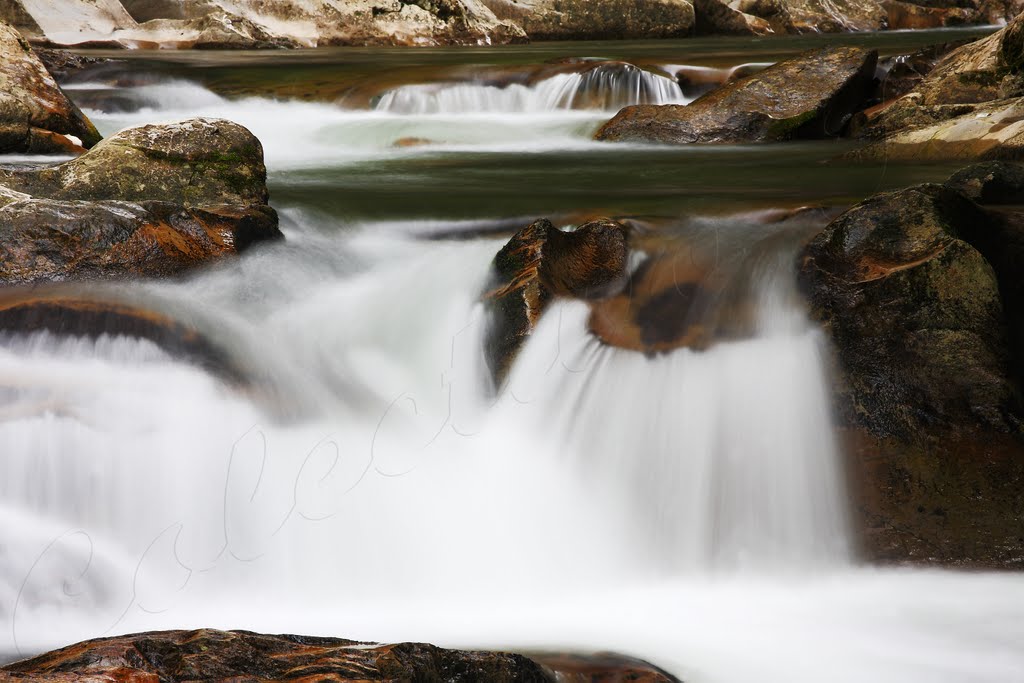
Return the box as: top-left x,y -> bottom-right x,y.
1,74 -> 1023,682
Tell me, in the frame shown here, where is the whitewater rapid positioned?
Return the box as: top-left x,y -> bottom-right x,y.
1,67 -> 1023,683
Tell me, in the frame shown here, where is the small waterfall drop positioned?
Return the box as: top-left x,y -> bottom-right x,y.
374,65 -> 687,114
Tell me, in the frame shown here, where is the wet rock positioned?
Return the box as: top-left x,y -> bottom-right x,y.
881,0 -> 972,30
946,160 -> 1024,203
784,0 -> 887,31
844,96 -> 1024,163
482,218 -> 628,386
32,48 -> 111,81
693,0 -> 774,35
595,47 -> 878,144
0,290 -> 247,384
798,183 -> 1024,567
909,13 -> 1024,106
478,0 -> 696,40
0,21 -> 100,155
1,117 -> 271,207
0,629 -> 556,682
0,117 -> 280,284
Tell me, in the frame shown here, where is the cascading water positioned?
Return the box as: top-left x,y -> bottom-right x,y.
373,65 -> 688,114
2,48 -> 1024,683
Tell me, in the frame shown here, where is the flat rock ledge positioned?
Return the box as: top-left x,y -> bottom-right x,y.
0,628 -> 679,682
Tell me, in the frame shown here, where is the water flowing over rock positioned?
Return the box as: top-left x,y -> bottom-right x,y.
0,629 -> 678,682
798,183 -> 1024,566
0,290 -> 247,384
374,62 -> 687,114
482,218 -> 629,386
0,21 -> 100,154
0,118 -> 280,284
595,46 -> 878,144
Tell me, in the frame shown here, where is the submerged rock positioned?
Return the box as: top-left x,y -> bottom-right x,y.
595,47 -> 878,144
482,218 -> 628,386
0,289 -> 247,384
0,629 -> 679,682
798,182 -> 1024,567
0,21 -> 100,154
0,117 -> 280,284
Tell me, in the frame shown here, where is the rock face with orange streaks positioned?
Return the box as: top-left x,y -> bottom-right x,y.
482,218 -> 628,386
0,21 -> 100,154
0,628 -> 679,682
0,117 -> 280,284
798,182 -> 1024,567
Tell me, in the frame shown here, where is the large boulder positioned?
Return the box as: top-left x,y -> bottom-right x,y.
595,47 -> 878,144
0,118 -> 280,284
798,183 -> 1024,566
482,218 -> 628,386
0,21 -> 100,154
1,117 -> 271,207
0,629 -> 678,682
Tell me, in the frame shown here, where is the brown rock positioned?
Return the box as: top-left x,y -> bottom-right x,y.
482,218 -> 629,386
478,0 -> 696,40
595,47 -> 878,144
798,183 -> 1024,567
1,629 -> 680,682
0,21 -> 100,154
0,117 -> 281,284
844,96 -> 1024,163
693,0 -> 774,35
881,0 -> 972,30
0,289 -> 247,384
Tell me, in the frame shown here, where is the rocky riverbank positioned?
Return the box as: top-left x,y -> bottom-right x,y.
0,0 -> 1018,48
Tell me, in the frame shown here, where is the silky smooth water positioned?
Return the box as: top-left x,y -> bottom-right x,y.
1,33 -> 1023,682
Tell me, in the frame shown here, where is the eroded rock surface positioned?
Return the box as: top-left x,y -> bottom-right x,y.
596,47 -> 878,144
0,21 -> 100,154
0,118 -> 280,284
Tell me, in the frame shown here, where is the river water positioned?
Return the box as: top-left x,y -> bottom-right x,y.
1,29 -> 1023,683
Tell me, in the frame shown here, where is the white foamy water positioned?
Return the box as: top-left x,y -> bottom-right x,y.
374,66 -> 687,114
1,74 -> 1023,683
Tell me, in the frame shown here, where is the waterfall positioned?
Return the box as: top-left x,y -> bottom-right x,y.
374,65 -> 688,114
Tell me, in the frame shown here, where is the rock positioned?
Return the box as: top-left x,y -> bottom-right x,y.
31,48 -> 110,81
843,96 -> 1024,163
0,21 -> 100,155
881,0 -> 972,30
596,47 -> 878,144
784,0 -> 887,31
693,0 -> 774,35
482,218 -> 628,386
908,13 -> 1024,106
946,160 -> 1024,203
0,290 -> 246,384
0,0 -> 527,48
798,183 -> 1024,566
0,629 -> 680,682
0,117 -> 280,284
1,117 -> 270,207
478,0 -> 695,40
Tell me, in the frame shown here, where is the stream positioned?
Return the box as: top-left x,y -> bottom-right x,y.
1,27 -> 1023,683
